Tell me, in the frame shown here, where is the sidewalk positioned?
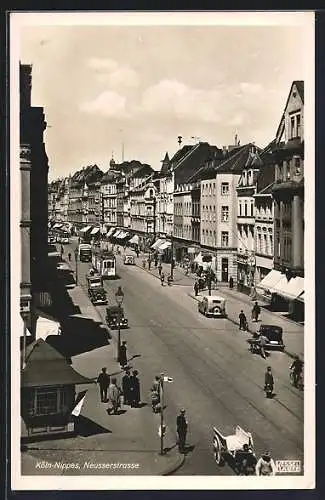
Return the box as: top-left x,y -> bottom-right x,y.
129,250 -> 303,360
21,255 -> 184,476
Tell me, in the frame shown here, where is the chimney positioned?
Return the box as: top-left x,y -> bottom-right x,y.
177,136 -> 182,148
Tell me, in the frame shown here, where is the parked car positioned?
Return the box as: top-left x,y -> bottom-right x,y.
105,306 -> 128,329
89,286 -> 108,306
87,273 -> 103,294
124,255 -> 135,265
251,324 -> 285,350
198,295 -> 227,318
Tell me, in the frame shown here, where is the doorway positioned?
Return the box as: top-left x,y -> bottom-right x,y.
221,258 -> 229,282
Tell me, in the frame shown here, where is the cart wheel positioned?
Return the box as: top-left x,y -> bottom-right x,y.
213,438 -> 225,466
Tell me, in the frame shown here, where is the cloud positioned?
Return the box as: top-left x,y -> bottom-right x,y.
86,57 -> 139,88
239,82 -> 263,95
227,112 -> 248,127
139,79 -> 222,123
79,90 -> 130,118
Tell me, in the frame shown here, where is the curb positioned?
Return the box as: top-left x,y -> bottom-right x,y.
187,292 -> 300,360
161,452 -> 186,476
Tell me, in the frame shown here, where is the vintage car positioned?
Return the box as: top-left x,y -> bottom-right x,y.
198,295 -> 227,318
105,306 -> 129,329
89,286 -> 108,306
123,254 -> 135,265
87,273 -> 103,294
248,324 -> 285,351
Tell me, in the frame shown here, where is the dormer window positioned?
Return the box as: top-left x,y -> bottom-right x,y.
289,112 -> 302,139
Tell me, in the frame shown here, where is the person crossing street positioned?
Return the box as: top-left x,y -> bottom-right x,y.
176,409 -> 188,453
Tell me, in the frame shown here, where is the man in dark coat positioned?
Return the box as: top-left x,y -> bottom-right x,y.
119,340 -> 128,368
239,310 -> 247,331
122,369 -> 131,405
129,370 -> 141,407
97,367 -> 110,402
194,281 -> 199,296
264,366 -> 274,393
176,409 -> 188,453
252,302 -> 261,322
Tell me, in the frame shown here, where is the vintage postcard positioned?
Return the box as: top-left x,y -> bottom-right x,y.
10,11 -> 315,490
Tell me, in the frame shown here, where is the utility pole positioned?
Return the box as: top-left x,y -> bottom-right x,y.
170,233 -> 174,280
160,373 -> 165,455
74,247 -> 78,285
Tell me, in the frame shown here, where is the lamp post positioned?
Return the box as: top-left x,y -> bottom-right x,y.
159,373 -> 165,455
115,286 -> 124,362
170,232 -> 174,281
74,247 -> 78,285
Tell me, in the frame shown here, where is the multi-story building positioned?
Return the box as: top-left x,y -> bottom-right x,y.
129,179 -> 158,237
156,153 -> 174,238
171,142 -> 222,261
236,145 -> 263,293
20,63 -> 49,338
67,165 -> 103,229
271,80 -> 304,317
254,143 -> 276,288
100,169 -> 121,228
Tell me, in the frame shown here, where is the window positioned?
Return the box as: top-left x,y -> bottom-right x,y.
221,231 -> 229,247
269,235 -> 273,255
290,112 -> 301,139
221,206 -> 229,222
35,388 -> 59,416
294,157 -> 302,175
290,116 -> 295,139
257,233 -> 262,253
296,114 -> 301,137
244,202 -> 248,217
221,182 -> 229,195
239,201 -> 242,216
250,202 -> 254,217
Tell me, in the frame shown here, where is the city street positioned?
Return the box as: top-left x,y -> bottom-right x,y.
66,241 -> 303,475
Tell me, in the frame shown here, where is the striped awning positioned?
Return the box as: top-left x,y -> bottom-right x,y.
107,227 -> 115,237
80,225 -> 91,233
90,227 -> 100,235
129,235 -> 139,244
151,238 -> 164,249
113,230 -> 122,238
53,223 -> 63,229
159,241 -> 171,250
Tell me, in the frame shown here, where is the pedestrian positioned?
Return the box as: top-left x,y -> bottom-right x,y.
259,334 -> 268,359
129,370 -> 141,407
176,409 -> 188,453
194,281 -> 199,297
107,377 -> 122,415
97,367 -> 110,402
148,259 -> 151,270
60,244 -> 64,257
239,310 -> 247,331
158,263 -> 162,276
290,355 -> 304,387
229,276 -> 234,289
160,272 -> 165,286
154,257 -> 158,267
264,366 -> 274,395
122,369 -> 131,405
119,341 -> 128,368
255,452 -> 276,476
68,252 -> 72,262
136,247 -> 139,258
142,259 -> 146,269
167,274 -> 172,286
251,302 -> 261,322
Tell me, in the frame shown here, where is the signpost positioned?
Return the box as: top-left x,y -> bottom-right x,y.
159,373 -> 173,455
115,287 -> 124,362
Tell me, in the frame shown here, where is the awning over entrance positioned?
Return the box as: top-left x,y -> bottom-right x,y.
159,241 -> 171,250
80,225 -> 91,233
256,269 -> 283,292
107,227 -> 115,237
36,316 -> 60,341
151,238 -> 164,249
113,230 -> 122,238
90,227 -> 100,235
53,223 -> 63,229
298,292 -> 304,302
129,235 -> 139,245
272,276 -> 304,300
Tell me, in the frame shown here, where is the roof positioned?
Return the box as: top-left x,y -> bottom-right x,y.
216,143 -> 262,174
170,145 -> 193,166
101,169 -> 121,184
21,339 -> 93,388
172,142 -> 223,185
275,81 -> 304,140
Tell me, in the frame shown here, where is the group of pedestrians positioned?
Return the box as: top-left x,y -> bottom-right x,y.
97,366 -> 141,414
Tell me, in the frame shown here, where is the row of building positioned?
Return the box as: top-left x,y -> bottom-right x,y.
48,80 -> 305,319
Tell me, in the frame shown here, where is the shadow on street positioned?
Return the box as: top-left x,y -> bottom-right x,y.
75,415 -> 112,437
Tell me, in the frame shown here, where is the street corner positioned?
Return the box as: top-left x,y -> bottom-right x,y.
155,449 -> 186,476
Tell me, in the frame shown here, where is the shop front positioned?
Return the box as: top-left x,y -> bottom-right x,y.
21,339 -> 93,440
237,253 -> 255,295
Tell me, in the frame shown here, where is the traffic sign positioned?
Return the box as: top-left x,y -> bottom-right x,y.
163,376 -> 173,383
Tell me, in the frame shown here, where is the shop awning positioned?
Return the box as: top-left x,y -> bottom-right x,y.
117,231 -> 127,239
194,252 -> 203,264
36,316 -> 60,341
256,269 -> 283,292
113,230 -> 122,238
80,225 -> 91,233
107,227 -> 115,237
297,292 -> 304,302
129,235 -> 139,244
159,241 -> 172,250
151,238 -> 164,249
53,223 -> 63,229
90,227 -> 100,235
272,275 -> 304,300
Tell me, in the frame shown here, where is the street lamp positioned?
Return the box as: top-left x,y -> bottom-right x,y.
74,247 -> 78,285
159,373 -> 165,455
115,286 -> 124,362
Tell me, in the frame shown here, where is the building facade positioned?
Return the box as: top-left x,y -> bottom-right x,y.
271,81 -> 304,316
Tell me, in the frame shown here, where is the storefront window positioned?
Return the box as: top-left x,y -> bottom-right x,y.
35,388 -> 59,415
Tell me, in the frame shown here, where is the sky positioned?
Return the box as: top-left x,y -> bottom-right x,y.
17,13 -> 313,181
